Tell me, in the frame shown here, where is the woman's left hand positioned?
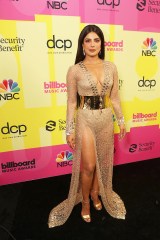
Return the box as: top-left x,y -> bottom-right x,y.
119,124 -> 126,140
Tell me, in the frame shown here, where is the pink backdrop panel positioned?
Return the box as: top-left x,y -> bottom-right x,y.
80,0 -> 160,32
0,0 -> 79,21
1,125 -> 160,186
114,125 -> 160,165
0,144 -> 73,186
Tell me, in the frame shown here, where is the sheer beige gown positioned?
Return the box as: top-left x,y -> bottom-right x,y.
48,60 -> 126,228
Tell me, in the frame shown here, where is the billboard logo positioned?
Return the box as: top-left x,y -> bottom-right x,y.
0,79 -> 20,101
136,0 -> 146,11
105,40 -> 123,51
44,81 -> 67,93
46,120 -> 56,131
142,38 -> 157,56
138,76 -> 156,89
97,0 -> 120,8
47,35 -> 72,51
47,1 -> 68,10
56,150 -> 73,167
133,112 -> 157,122
1,159 -> 36,173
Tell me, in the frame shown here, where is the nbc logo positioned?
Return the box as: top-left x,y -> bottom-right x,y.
47,1 -> 68,10
0,79 -> 20,92
56,150 -> 73,167
0,79 -> 20,101
142,38 -> 157,50
142,38 -> 157,56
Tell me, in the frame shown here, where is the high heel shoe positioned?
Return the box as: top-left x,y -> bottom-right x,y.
90,190 -> 102,211
81,199 -> 91,223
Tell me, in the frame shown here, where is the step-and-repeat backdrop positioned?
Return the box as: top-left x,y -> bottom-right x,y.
0,0 -> 160,185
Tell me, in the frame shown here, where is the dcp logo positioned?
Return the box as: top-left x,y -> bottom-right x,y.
97,0 -> 120,8
47,35 -> 72,51
136,0 -> 146,11
1,122 -> 27,135
138,77 -> 156,89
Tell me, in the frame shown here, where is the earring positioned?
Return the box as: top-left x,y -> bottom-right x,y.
83,49 -> 85,56
98,50 -> 101,56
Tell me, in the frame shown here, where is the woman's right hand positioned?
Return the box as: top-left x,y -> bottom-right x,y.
66,133 -> 75,149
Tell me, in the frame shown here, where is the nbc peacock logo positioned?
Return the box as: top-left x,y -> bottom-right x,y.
142,38 -> 157,50
56,150 -> 73,167
0,79 -> 20,101
142,38 -> 157,56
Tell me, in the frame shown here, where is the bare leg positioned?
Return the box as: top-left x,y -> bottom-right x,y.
81,128 -> 96,222
91,168 -> 99,193
90,168 -> 102,210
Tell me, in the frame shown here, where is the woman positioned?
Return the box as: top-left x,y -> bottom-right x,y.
48,24 -> 126,227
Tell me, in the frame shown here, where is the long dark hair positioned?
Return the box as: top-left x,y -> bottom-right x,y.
75,24 -> 105,64
75,24 -> 105,106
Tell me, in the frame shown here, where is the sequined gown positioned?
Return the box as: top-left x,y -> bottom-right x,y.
48,60 -> 126,227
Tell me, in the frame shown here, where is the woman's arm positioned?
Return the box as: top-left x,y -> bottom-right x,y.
110,64 -> 126,140
66,66 -> 77,148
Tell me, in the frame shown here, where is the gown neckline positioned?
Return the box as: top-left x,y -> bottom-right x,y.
80,60 -> 106,96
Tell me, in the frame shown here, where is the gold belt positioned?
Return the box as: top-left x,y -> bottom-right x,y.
79,95 -> 106,110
